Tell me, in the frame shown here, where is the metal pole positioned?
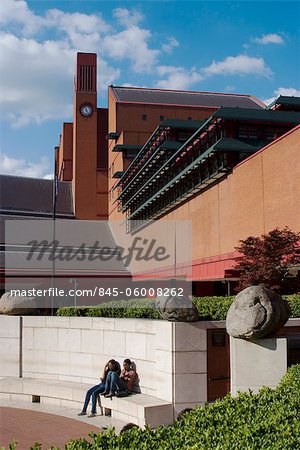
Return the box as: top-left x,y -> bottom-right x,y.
51,147 -> 59,316
227,280 -> 231,297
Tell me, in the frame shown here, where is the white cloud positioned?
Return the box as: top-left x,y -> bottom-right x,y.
252,33 -> 284,45
45,8 -> 110,50
44,173 -> 54,180
203,54 -> 273,78
0,32 -> 119,127
156,66 -> 204,90
263,87 -> 300,106
0,33 -> 74,126
162,37 -> 179,54
2,3 -> 281,131
0,153 -> 51,178
0,1 -> 110,41
102,27 -> 159,73
113,8 -> 144,28
46,9 -> 110,35
121,83 -> 148,88
274,87 -> 300,97
225,85 -> 236,92
0,0 -> 43,36
0,4 -> 159,128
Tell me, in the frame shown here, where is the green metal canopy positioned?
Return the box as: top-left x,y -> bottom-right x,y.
113,171 -> 124,179
214,138 -> 262,152
274,96 -> 300,106
161,119 -> 205,129
107,132 -> 120,140
215,107 -> 300,123
160,141 -> 182,150
113,144 -> 142,152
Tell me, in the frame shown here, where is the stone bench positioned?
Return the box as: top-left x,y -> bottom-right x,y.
100,393 -> 173,428
0,377 -> 173,428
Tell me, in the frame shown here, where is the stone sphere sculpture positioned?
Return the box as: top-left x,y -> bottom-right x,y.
0,292 -> 37,315
156,294 -> 200,322
226,285 -> 290,339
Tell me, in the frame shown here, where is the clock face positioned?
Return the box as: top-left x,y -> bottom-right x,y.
80,104 -> 93,117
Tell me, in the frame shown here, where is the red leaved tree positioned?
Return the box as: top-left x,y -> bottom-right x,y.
234,227 -> 300,293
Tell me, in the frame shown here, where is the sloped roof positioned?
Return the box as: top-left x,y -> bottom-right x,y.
110,86 -> 264,110
0,174 -> 73,217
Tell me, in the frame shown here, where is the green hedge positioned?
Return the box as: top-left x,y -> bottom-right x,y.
57,299 -> 162,319
57,294 -> 300,321
192,296 -> 235,320
22,365 -> 299,450
284,294 -> 300,319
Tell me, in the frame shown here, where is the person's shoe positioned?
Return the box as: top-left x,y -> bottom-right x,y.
87,413 -> 96,418
100,391 -> 109,396
104,392 -> 115,398
77,411 -> 86,416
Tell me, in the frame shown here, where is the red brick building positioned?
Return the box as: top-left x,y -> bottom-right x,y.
49,52 -> 300,294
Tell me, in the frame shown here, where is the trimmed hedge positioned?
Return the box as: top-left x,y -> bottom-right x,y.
23,365 -> 300,450
284,294 -> 300,319
57,294 -> 300,321
57,299 -> 161,319
192,296 -> 234,320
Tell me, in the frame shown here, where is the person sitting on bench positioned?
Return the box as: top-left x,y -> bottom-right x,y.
78,359 -> 120,417
101,359 -> 137,398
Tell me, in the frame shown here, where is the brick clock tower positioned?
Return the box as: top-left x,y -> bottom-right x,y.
73,53 -> 98,219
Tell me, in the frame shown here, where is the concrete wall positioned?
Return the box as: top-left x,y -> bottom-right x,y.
0,316 -> 208,414
0,316 -> 21,377
230,336 -> 287,395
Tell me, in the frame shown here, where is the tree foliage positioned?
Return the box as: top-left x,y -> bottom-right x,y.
234,227 -> 300,293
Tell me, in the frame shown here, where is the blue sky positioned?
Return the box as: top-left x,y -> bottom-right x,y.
0,0 -> 299,178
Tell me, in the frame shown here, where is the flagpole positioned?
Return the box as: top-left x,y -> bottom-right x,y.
51,146 -> 59,315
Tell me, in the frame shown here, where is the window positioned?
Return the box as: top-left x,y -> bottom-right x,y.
142,114 -> 147,121
238,125 -> 259,139
178,131 -> 193,142
266,126 -> 288,141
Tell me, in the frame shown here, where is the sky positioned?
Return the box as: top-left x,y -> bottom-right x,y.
0,0 -> 299,179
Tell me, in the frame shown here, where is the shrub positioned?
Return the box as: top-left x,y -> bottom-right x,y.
57,298 -> 162,320
192,296 -> 234,320
50,365 -> 300,449
57,295 -> 300,321
283,294 -> 300,318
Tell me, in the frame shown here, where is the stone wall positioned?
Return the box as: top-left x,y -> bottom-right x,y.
230,336 -> 287,395
0,316 -> 21,377
0,316 -> 208,415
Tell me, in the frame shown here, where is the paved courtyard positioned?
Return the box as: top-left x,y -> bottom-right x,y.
0,401 -> 124,450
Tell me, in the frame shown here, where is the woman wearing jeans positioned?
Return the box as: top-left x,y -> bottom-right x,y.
78,359 -> 120,417
101,359 -> 137,398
